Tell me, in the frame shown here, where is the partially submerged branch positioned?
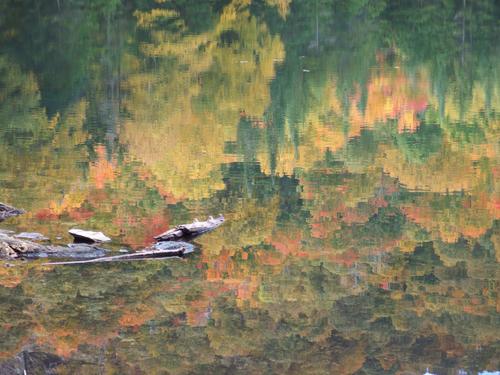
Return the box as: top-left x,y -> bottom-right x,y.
43,245 -> 191,265
154,215 -> 224,241
0,214 -> 222,264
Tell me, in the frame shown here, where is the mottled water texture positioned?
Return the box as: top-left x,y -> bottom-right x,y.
0,0 -> 499,373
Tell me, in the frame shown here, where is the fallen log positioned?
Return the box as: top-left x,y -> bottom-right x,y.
0,202 -> 25,222
0,231 -> 196,263
22,244 -> 108,259
0,213 -> 222,262
43,241 -> 194,265
0,231 -> 194,263
154,215 -> 224,242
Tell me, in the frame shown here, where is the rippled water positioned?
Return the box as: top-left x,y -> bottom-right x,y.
0,1 -> 499,374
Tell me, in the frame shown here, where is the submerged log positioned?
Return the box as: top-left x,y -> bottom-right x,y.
0,213 -> 221,262
0,230 -> 194,264
154,215 -> 224,242
43,241 -> 194,265
0,202 -> 25,222
23,244 -> 108,259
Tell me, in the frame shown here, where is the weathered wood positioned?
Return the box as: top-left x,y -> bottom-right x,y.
0,202 -> 25,222
0,213 -> 222,262
43,242 -> 192,265
0,232 -> 194,262
23,244 -> 108,259
154,215 -> 224,242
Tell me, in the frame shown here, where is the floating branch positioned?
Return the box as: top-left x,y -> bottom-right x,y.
43,244 -> 191,265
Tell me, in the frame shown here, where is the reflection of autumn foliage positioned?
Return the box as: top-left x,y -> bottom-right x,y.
89,145 -> 117,189
362,65 -> 429,132
0,1 -> 498,371
0,82 -> 92,225
256,58 -> 431,177
300,169 -> 383,240
35,325 -> 116,357
121,2 -> 284,201
257,79 -> 358,176
265,0 -> 291,18
382,142 -> 476,192
118,212 -> 170,249
202,246 -> 262,308
402,192 -> 500,242
119,303 -> 158,327
0,265 -> 29,288
0,220 -> 497,372
267,230 -> 302,257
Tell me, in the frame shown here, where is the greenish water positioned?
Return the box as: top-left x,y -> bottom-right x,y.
0,1 -> 499,373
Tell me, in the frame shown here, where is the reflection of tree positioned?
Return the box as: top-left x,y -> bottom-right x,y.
0,58 -> 169,244
0,0 -> 106,113
0,219 -> 497,373
121,1 -> 284,201
0,56 -> 90,220
0,1 -> 499,373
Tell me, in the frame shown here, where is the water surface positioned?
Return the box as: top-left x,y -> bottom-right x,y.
0,1 -> 499,373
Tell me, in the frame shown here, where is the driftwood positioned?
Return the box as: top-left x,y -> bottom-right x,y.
23,244 -> 108,259
154,215 -> 224,242
0,230 -> 194,265
0,214 -> 223,263
0,202 -> 24,222
0,233 -> 192,264
42,248 -> 185,265
43,241 -> 194,265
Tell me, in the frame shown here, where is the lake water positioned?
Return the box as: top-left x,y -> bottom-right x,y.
0,1 -> 499,374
